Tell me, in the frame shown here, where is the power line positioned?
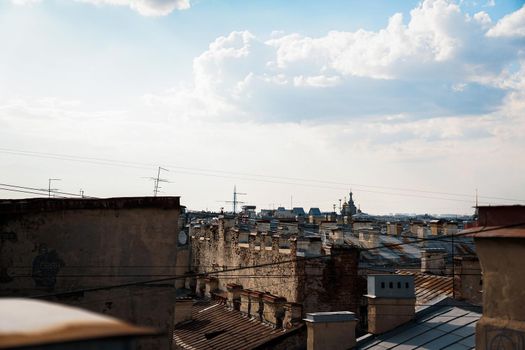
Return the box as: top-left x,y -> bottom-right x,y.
27,224 -> 507,300
0,187 -> 67,198
1,147 -> 523,204
0,183 -> 97,198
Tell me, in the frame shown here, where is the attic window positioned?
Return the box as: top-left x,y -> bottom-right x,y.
397,282 -> 401,289
381,282 -> 385,289
389,282 -> 393,289
405,282 -> 409,288
205,330 -> 227,340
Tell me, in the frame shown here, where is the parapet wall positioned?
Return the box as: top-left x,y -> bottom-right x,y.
190,218 -> 363,315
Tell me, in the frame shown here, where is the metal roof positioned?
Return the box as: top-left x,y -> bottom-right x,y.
396,271 -> 453,307
173,300 -> 303,350
345,233 -> 476,268
357,299 -> 481,350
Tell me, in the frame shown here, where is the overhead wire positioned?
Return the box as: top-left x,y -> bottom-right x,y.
1,147 -> 523,203
26,224 -> 507,300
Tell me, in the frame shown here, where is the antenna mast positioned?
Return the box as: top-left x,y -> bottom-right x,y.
232,185 -> 247,214
48,178 -> 61,198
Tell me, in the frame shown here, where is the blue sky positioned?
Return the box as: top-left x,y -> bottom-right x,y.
1,0 -> 525,214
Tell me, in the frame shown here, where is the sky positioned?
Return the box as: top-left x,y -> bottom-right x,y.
1,0 -> 525,215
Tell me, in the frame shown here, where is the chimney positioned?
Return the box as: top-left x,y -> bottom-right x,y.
306,236 -> 322,256
421,248 -> 446,275
271,235 -> 280,251
473,205 -> 525,350
226,283 -> 243,310
249,290 -> 264,321
204,277 -> 219,298
290,236 -> 297,256
283,302 -> 302,329
262,294 -> 286,328
453,255 -> 482,305
332,228 -> 344,246
195,276 -> 206,298
240,289 -> 252,317
366,274 -> 415,334
304,311 -> 358,350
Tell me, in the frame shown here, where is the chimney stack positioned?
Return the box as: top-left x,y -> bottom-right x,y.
473,205 -> 525,350
226,283 -> 243,310
304,311 -> 358,350
453,255 -> 482,305
366,275 -> 416,334
204,277 -> 219,298
262,294 -> 286,328
421,248 -> 446,275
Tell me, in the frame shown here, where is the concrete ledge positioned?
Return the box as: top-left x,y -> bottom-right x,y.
304,311 -> 357,323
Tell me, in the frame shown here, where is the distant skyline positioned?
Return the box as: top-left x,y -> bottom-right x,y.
1,0 -> 525,215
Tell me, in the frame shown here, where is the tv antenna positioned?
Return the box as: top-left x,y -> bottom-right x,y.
218,185 -> 246,214
48,178 -> 61,198
143,167 -> 170,197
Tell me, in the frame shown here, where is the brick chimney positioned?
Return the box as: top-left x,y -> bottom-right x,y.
249,290 -> 264,321
307,236 -> 322,256
226,283 -> 243,310
304,311 -> 358,350
473,205 -> 525,350
421,248 -> 446,275
453,255 -> 482,305
204,277 -> 219,298
240,289 -> 252,317
283,302 -> 302,329
262,294 -> 286,328
366,274 -> 415,334
331,228 -> 344,245
195,276 -> 206,298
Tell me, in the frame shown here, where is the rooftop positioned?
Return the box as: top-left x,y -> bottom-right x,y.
396,271 -> 453,307
173,300 -> 303,350
357,299 -> 481,350
0,196 -> 181,215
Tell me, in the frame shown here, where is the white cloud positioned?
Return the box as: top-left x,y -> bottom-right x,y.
487,4 -> 525,37
9,0 -> 41,5
10,0 -> 190,15
77,0 -> 190,16
141,0 -> 522,124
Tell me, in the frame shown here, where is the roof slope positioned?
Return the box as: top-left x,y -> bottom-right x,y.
357,299 -> 481,350
396,271 -> 453,307
173,300 -> 302,350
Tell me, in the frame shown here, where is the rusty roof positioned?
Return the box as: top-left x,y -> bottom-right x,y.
396,271 -> 453,306
173,300 -> 303,350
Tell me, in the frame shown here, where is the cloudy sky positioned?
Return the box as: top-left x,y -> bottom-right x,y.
1,0 -> 524,215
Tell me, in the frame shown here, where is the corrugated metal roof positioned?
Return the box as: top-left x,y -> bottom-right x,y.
396,271 -> 453,306
357,299 -> 481,350
173,300 -> 302,350
345,234 -> 476,268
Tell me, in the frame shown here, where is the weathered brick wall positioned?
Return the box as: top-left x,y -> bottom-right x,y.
190,218 -> 363,316
190,220 -> 301,303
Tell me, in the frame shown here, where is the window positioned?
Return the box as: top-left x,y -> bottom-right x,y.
397,282 -> 401,288
381,282 -> 385,288
405,282 -> 409,288
389,282 -> 393,288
